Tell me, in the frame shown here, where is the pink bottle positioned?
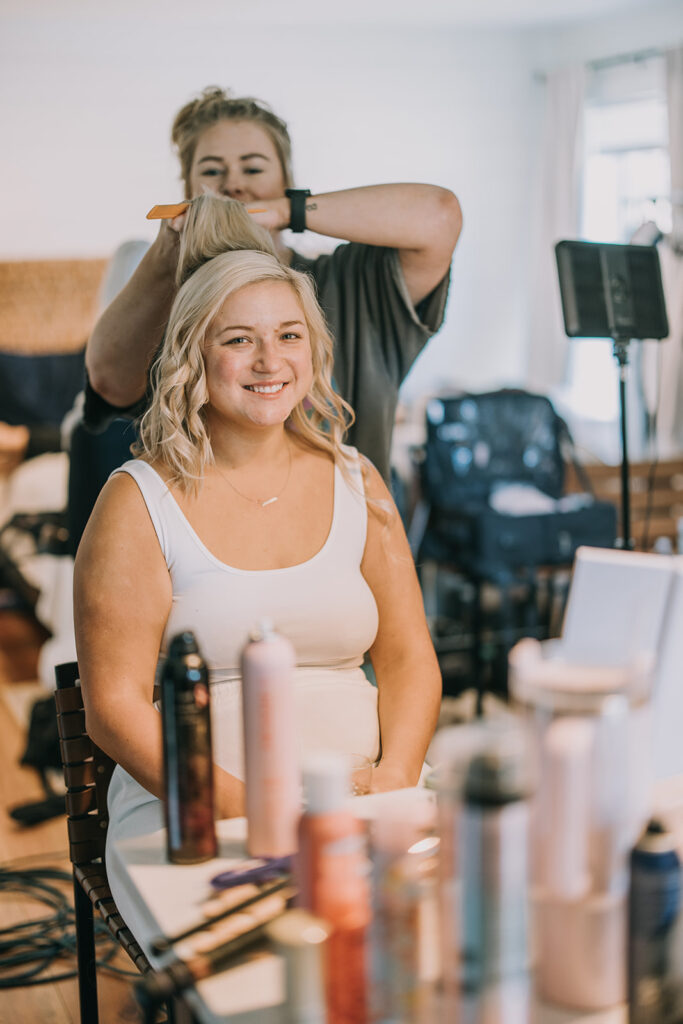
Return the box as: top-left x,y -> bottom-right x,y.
240,620 -> 300,858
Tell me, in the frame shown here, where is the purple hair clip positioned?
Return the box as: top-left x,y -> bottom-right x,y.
210,855 -> 292,891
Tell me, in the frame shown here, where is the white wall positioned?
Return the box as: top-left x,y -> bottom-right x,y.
528,0 -> 683,69
1,1 -> 682,404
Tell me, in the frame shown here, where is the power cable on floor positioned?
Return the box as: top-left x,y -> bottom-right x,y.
0,866 -> 138,987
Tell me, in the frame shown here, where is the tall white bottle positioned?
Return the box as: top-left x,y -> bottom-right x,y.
240,620 -> 300,858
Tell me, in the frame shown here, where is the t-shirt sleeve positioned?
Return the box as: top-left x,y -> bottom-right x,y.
308,242 -> 450,384
82,374 -> 148,434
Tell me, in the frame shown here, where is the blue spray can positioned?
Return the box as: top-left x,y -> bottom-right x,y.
628,818 -> 682,1024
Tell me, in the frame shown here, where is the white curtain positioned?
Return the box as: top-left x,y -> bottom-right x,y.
668,46 -> 683,250
526,65 -> 586,393
649,47 -> 683,454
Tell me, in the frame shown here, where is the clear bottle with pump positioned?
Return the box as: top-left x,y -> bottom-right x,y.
241,620 -> 300,859
160,630 -> 217,864
296,751 -> 370,1024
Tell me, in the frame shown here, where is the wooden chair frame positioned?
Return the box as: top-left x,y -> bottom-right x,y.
54,660 -> 194,1024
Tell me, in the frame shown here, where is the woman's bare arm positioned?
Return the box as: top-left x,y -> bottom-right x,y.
73,471 -> 245,817
360,461 -> 442,790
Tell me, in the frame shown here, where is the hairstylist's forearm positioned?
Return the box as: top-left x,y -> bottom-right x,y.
86,234 -> 178,407
303,184 -> 460,252
268,183 -> 461,304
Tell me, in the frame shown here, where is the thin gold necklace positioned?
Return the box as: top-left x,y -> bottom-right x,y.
214,439 -> 293,509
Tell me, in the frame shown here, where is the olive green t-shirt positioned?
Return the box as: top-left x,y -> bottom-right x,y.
290,243 -> 450,482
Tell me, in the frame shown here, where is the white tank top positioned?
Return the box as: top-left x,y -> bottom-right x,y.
112,445 -> 380,777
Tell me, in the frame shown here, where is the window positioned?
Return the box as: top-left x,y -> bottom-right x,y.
583,93 -> 671,244
559,55 -> 670,436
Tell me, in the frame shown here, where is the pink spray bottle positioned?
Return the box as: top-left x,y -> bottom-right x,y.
240,620 -> 300,859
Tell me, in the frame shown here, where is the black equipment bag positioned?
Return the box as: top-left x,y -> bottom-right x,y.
424,389 -> 566,508
20,696 -> 61,772
421,389 -> 617,572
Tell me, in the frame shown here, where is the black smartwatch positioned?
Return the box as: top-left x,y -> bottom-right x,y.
285,189 -> 312,233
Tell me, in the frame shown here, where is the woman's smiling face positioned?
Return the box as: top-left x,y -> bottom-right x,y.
188,120 -> 286,202
203,279 -> 313,433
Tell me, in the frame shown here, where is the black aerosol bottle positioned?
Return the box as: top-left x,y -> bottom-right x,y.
160,631 -> 217,864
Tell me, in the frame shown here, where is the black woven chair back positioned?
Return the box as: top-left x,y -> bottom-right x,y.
54,662 -> 114,864
54,662 -> 153,1023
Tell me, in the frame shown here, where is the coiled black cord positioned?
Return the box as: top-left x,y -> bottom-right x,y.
0,866 -> 138,987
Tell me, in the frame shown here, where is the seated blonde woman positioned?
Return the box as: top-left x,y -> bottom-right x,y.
73,195 -> 441,944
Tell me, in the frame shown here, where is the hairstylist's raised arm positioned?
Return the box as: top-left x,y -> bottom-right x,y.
360,461 -> 442,791
255,183 -> 462,306
86,220 -> 183,408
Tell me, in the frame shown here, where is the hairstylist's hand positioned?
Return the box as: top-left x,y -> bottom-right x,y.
167,210 -> 188,234
0,422 -> 30,475
149,215 -> 186,273
244,197 -> 289,233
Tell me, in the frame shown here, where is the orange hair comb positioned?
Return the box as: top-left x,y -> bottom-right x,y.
147,202 -> 268,220
147,203 -> 190,220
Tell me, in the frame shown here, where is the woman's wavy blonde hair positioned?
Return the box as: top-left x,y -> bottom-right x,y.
134,198 -> 352,493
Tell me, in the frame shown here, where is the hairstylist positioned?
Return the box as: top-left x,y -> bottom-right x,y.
84,87 -> 462,487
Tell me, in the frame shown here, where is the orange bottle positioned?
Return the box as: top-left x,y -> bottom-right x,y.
296,753 -> 370,1024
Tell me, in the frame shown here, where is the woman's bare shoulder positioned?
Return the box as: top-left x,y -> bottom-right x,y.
78,463 -> 160,557
90,463 -> 149,512
355,452 -> 392,502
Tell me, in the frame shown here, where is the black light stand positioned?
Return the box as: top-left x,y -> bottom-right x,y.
555,240 -> 669,550
613,338 -> 632,548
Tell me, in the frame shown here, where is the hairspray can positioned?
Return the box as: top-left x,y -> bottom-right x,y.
459,723 -> 531,1024
160,630 -> 217,864
628,818 -> 682,1024
241,620 -> 299,859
